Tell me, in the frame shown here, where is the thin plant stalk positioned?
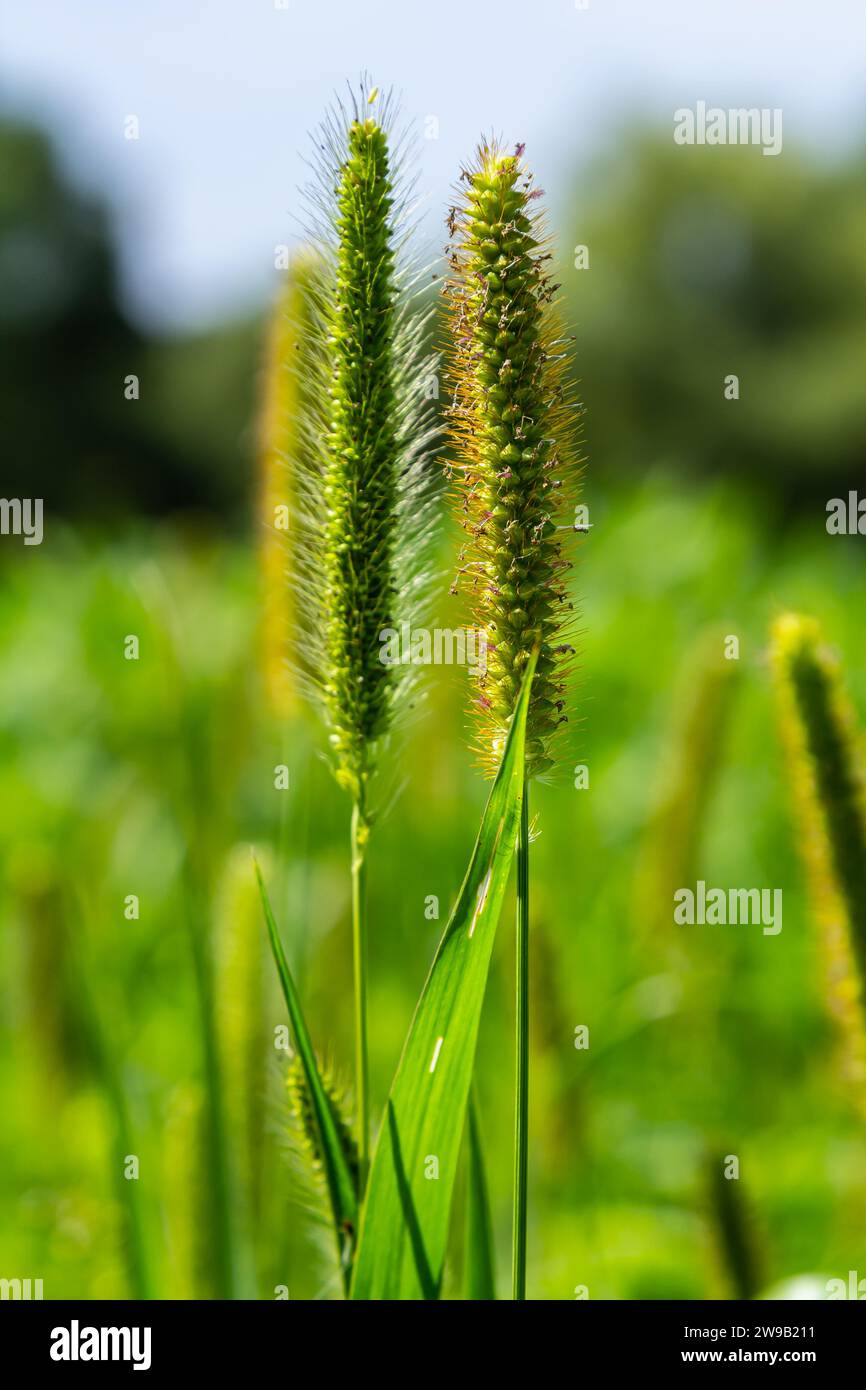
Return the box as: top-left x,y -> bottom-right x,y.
512,779 -> 530,1301
351,793 -> 370,1184
465,1088 -> 497,1299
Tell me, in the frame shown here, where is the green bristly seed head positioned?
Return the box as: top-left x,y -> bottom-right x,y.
321,117 -> 401,798
286,86 -> 438,803
772,612 -> 866,1097
283,87 -> 439,805
287,1055 -> 360,1202
445,141 -> 582,778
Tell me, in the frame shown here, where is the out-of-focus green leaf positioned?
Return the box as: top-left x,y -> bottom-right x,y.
254,858 -> 358,1289
351,652 -> 536,1300
464,1090 -> 496,1300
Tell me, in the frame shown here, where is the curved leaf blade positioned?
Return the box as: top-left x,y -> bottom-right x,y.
254,859 -> 358,1288
351,651 -> 536,1299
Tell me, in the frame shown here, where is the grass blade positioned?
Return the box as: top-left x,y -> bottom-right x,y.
464,1090 -> 497,1300
350,651 -> 537,1300
254,858 -> 359,1290
705,1148 -> 764,1300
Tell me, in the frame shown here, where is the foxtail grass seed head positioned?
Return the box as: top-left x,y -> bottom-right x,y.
444,140 -> 582,778
322,117 -> 399,791
286,1053 -> 360,1282
286,1054 -> 360,1201
771,613 -> 866,1098
289,82 -> 438,804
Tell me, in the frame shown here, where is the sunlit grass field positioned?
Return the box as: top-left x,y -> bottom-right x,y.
2,474 -> 864,1299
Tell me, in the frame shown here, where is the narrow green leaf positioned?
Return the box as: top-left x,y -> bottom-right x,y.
351,651 -> 537,1300
254,859 -> 359,1288
464,1090 -> 497,1300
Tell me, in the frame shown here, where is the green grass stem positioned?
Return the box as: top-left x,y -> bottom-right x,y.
512,779 -> 530,1300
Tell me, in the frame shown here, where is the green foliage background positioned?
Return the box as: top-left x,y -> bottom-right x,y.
1,117 -> 865,1299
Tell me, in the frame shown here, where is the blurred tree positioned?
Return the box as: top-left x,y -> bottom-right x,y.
561,134 -> 866,505
5,119 -> 865,521
0,119 -> 258,522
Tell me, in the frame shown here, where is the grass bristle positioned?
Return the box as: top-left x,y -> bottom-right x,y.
258,250 -> 322,721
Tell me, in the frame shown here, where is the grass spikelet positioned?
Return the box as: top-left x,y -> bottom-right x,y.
321,116 -> 400,791
285,1054 -> 360,1282
444,139 -> 582,779
292,81 -> 438,801
258,249 -> 321,721
771,613 -> 866,1099
286,1054 -> 360,1200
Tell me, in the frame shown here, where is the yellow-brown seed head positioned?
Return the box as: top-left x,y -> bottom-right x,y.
444,141 -> 583,777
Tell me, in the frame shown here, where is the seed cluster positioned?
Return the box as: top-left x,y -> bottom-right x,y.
773,613 -> 866,1095
287,1055 -> 360,1201
445,142 -> 580,777
323,118 -> 400,796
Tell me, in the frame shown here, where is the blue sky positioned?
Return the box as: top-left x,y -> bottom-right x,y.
2,0 -> 864,331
